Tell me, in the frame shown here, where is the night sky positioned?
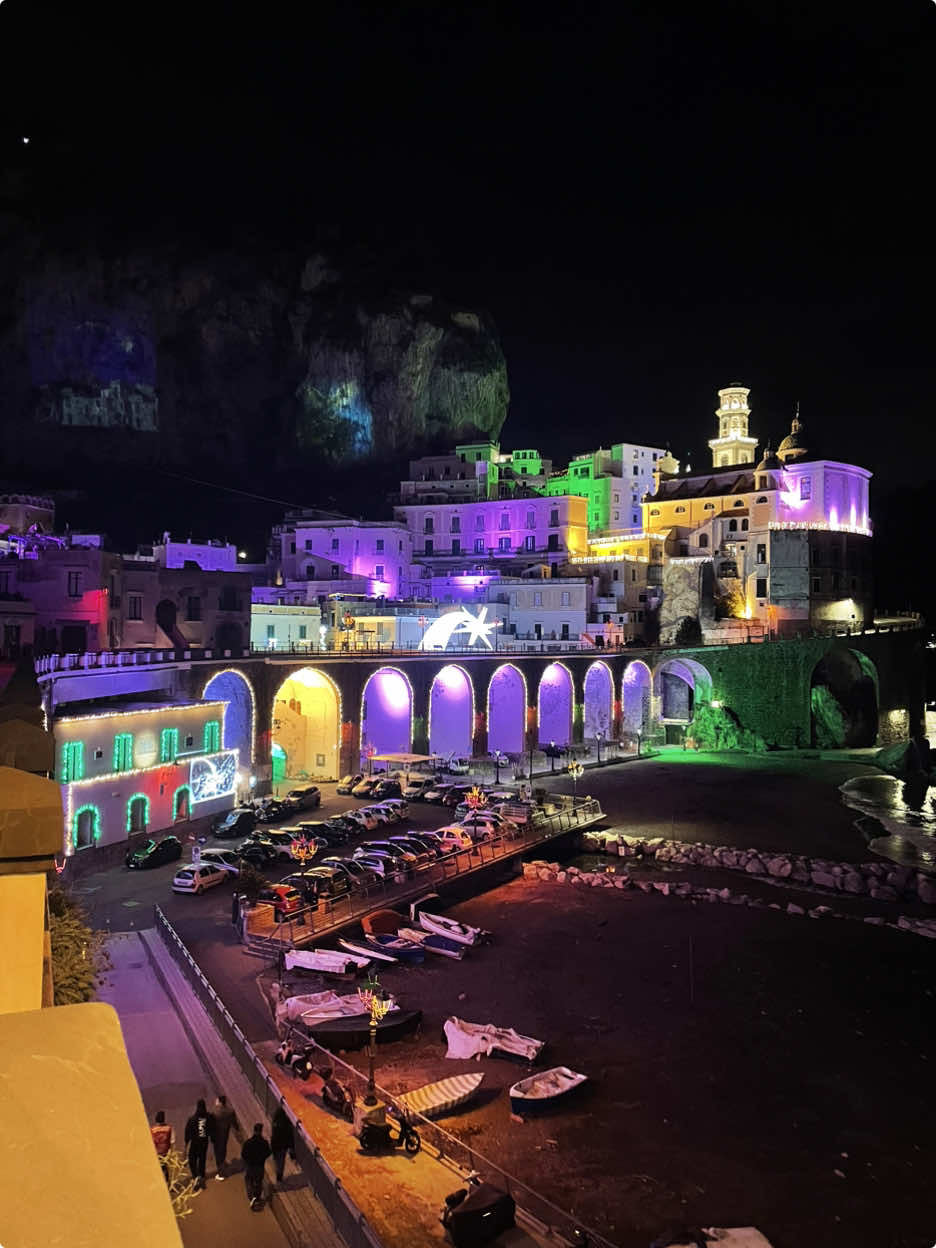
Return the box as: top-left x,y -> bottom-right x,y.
1,1 -> 934,604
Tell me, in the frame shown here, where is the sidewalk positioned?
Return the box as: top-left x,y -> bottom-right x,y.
98,932 -> 292,1248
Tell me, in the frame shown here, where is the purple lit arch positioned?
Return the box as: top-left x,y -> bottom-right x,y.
583,661 -> 613,740
429,664 -> 474,760
360,667 -> 413,764
621,660 -> 651,735
487,663 -> 526,756
537,662 -> 573,747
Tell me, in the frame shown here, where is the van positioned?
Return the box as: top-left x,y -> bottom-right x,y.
402,775 -> 431,799
285,866 -> 351,907
446,757 -> 471,775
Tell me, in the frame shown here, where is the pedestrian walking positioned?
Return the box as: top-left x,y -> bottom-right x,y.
212,1094 -> 238,1180
150,1110 -> 174,1181
184,1098 -> 215,1190
270,1100 -> 295,1183
241,1122 -> 271,1209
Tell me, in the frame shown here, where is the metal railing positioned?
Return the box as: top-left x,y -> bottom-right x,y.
153,904 -> 383,1248
246,799 -> 606,948
283,1025 -> 619,1248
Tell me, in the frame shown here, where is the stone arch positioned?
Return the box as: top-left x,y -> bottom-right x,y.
537,662 -> 573,747
652,657 -> 713,723
583,660 -> 613,740
621,659 -> 652,734
487,663 -> 527,756
202,669 -> 256,765
272,668 -> 342,781
810,647 -> 879,748
360,666 -> 413,766
429,664 -> 474,760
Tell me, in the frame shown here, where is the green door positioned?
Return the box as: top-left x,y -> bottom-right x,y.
272,743 -> 287,784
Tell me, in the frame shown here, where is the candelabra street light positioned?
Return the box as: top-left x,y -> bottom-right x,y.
568,759 -> 584,800
358,974 -> 391,1107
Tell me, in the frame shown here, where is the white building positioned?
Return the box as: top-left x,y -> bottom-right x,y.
270,513 -> 418,598
250,601 -> 323,651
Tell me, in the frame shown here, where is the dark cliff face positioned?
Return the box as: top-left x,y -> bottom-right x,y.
0,238 -> 509,482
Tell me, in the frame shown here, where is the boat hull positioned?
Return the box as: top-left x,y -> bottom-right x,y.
508,1067 -> 587,1114
397,926 -> 465,960
339,936 -> 398,964
365,933 -> 424,965
305,1008 -> 423,1050
397,1071 -> 483,1118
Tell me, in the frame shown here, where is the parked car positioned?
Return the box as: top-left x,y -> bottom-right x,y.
373,778 -> 403,799
434,825 -> 475,852
281,867 -> 350,907
253,798 -> 288,824
352,777 -> 381,799
172,863 -> 228,894
285,786 -> 322,810
386,836 -> 433,864
457,815 -> 501,842
371,802 -> 402,823
197,848 -> 243,875
441,785 -> 474,809
319,856 -> 379,889
212,808 -> 256,839
342,808 -> 379,832
377,797 -> 408,817
237,838 -> 279,867
336,773 -> 364,795
352,853 -> 406,882
316,819 -> 355,845
401,775 -> 432,799
356,840 -> 416,864
445,756 -> 472,775
257,883 -> 305,922
249,828 -> 307,860
361,805 -> 393,826
422,781 -> 455,803
126,836 -> 184,870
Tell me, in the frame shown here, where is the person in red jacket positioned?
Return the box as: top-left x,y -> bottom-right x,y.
150,1110 -> 174,1181
241,1123 -> 271,1209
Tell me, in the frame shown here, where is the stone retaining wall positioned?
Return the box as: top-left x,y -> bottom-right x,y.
579,831 -> 936,904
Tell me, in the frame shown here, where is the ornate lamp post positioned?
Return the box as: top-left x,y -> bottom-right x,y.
465,785 -> 485,812
357,974 -> 391,1106
568,759 -> 584,800
491,749 -> 506,784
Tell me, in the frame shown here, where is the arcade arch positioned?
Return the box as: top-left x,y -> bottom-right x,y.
487,664 -> 527,756
202,669 -> 256,765
652,657 -> 713,724
272,668 -> 341,781
538,662 -> 573,746
621,660 -> 652,735
583,661 -> 614,740
810,647 -> 879,747
428,664 -> 474,760
360,667 -> 413,766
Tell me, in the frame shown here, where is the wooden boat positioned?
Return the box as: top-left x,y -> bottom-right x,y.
443,1017 -> 544,1063
418,910 -> 491,946
361,908 -> 405,935
284,948 -> 371,978
397,1071 -> 484,1119
363,932 -> 425,965
339,936 -> 398,964
304,1008 -> 423,1050
397,925 -> 465,961
508,1066 -> 587,1114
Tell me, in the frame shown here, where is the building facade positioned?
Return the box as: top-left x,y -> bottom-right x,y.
270,513 -> 418,599
545,442 -> 667,532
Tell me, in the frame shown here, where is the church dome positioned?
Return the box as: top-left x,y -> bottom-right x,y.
755,445 -> 782,472
777,415 -> 808,462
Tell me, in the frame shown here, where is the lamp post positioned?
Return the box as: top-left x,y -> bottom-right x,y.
568,759 -> 584,800
491,749 -> 506,784
365,742 -> 377,776
357,974 -> 391,1107
418,615 -> 428,649
549,740 -> 556,773
595,729 -> 604,765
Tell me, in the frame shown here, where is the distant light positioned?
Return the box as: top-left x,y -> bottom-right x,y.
238,550 -> 247,559
22,136 -> 29,145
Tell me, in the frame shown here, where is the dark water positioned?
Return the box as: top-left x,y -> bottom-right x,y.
840,773 -> 936,868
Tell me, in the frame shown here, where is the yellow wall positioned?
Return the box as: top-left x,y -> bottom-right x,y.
0,874 -> 46,1015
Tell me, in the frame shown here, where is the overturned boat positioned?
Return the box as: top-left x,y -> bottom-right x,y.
284,948 -> 371,978
508,1066 -> 587,1114
397,925 -> 465,960
304,1007 -> 423,1050
397,1071 -> 484,1119
443,1016 -> 544,1063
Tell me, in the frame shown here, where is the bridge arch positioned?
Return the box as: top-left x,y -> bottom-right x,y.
538,661 -> 574,747
583,660 -> 614,740
202,669 -> 256,765
429,664 -> 475,760
272,668 -> 341,781
360,666 -> 413,766
621,660 -> 652,735
810,646 -> 879,747
652,657 -> 713,724
487,663 -> 527,756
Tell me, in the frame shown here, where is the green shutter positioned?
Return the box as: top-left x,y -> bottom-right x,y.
203,721 -> 220,753
113,733 -> 134,772
62,741 -> 85,783
160,728 -> 178,763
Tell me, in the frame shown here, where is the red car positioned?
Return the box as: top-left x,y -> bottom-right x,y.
257,884 -> 304,922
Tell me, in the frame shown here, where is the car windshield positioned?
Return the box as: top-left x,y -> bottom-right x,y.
176,869 -> 195,879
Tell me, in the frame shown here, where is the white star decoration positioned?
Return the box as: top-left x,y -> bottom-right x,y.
418,606 -> 502,650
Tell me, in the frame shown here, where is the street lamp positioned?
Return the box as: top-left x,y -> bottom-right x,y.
365,742 -> 377,775
595,729 -> 604,765
549,740 -> 556,773
357,974 -> 391,1107
491,749 -> 506,784
568,759 -> 584,800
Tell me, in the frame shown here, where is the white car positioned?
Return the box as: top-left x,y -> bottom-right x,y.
197,848 -> 243,876
172,863 -> 229,894
457,815 -> 501,841
372,801 -> 403,822
402,776 -> 431,799
446,757 -> 472,775
343,809 -> 379,831
352,854 -> 407,882
361,806 -> 393,826
434,825 -> 475,852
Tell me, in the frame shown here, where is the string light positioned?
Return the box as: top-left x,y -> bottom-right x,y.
125,793 -> 150,833
56,700 -> 227,725
768,520 -> 872,538
201,671 -> 256,764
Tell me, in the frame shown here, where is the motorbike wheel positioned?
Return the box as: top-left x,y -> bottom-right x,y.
404,1129 -> 421,1154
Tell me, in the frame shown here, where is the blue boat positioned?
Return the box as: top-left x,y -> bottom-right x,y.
397,926 -> 466,961
363,932 -> 425,965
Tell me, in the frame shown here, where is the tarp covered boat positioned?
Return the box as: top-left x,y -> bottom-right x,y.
443,1016 -> 544,1062
304,1008 -> 423,1050
397,925 -> 465,960
284,948 -> 371,977
508,1065 -> 587,1114
397,1071 -> 484,1118
443,1183 -> 515,1248
275,989 -> 398,1032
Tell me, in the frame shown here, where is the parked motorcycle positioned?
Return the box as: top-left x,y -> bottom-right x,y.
275,1039 -> 314,1080
359,1107 -> 420,1154
316,1066 -> 354,1121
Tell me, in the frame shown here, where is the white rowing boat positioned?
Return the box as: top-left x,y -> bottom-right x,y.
508,1066 -> 586,1114
418,910 -> 491,946
339,936 -> 398,963
397,1071 -> 484,1118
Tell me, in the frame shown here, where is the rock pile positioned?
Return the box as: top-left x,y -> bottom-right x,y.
579,832 -> 936,905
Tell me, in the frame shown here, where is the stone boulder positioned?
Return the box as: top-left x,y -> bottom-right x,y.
811,870 -> 838,889
842,872 -> 866,894
766,856 -> 792,878
745,856 -> 766,875
915,875 -> 936,905
868,884 -> 898,901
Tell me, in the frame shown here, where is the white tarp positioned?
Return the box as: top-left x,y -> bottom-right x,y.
443,1016 -> 544,1062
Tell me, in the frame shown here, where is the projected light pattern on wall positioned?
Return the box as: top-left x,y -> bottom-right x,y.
190,750 -> 238,804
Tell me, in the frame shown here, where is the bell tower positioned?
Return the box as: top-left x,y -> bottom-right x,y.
708,384 -> 758,468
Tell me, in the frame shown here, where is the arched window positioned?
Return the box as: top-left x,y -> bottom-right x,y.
733,499 -> 744,507
173,785 -> 192,821
698,534 -> 709,548
72,804 -> 100,850
650,508 -> 660,516
126,793 -> 149,833
728,519 -> 738,532
741,518 -> 749,531
703,502 -> 715,510
755,496 -> 768,504
675,506 -> 686,514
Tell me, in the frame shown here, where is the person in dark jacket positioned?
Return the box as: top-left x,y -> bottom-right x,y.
212,1094 -> 238,1180
270,1101 -> 295,1183
184,1098 -> 215,1190
241,1123 -> 271,1209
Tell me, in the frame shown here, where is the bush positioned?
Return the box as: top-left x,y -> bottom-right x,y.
674,616 -> 703,646
47,885 -> 110,1005
691,704 -> 766,753
811,684 -> 847,748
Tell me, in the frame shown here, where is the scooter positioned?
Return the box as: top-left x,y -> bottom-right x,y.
316,1066 -> 354,1121
359,1107 -> 421,1154
275,1039 -> 315,1081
